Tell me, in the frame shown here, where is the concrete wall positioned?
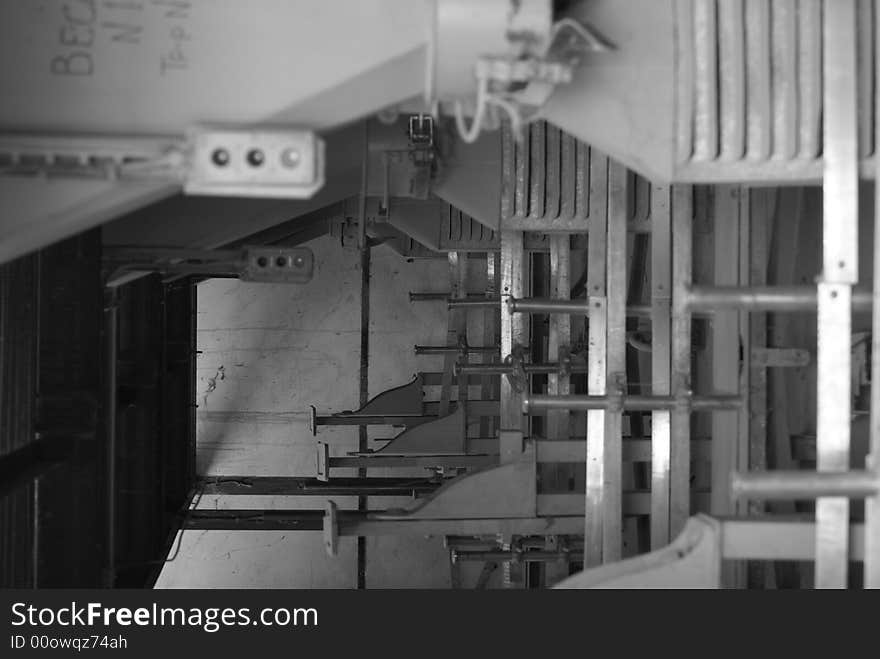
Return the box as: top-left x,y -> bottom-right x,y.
156,235 -> 459,588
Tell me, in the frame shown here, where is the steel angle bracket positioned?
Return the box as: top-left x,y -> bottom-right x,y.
334,374 -> 424,418
368,407 -> 467,456
184,126 -> 325,199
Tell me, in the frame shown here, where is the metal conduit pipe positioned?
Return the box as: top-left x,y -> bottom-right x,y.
686,285 -> 873,312
522,394 -> 744,413
731,470 -> 880,500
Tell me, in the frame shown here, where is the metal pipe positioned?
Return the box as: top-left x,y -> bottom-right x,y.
410,292 -> 495,303
522,394 -> 744,413
686,285 -> 873,312
414,344 -> 499,355
454,363 -> 588,377
452,549 -> 584,564
198,476 -> 440,497
731,470 -> 880,500
507,297 -> 652,317
447,298 -> 501,309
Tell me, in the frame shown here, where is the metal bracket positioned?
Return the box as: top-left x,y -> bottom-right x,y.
323,501 -> 339,557
316,441 -> 330,482
240,246 -> 314,283
184,126 -> 325,199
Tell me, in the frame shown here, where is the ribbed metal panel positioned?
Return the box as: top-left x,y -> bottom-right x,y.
439,204 -> 498,251
677,0 -> 875,178
501,121 -> 655,231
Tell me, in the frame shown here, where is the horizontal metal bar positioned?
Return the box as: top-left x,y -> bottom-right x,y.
445,536 -> 585,551
330,400 -> 499,418
329,455 -> 495,469
536,491 -> 711,516
523,394 -> 744,413
339,516 -> 586,537
721,518 -> 865,562
315,415 -> 436,427
197,476 -> 440,496
187,511 -> 868,559
455,362 -> 588,377
447,298 -> 502,309
508,297 -> 652,317
451,549 -> 583,563
731,470 -> 880,500
186,511 -> 589,536
410,292 -> 496,302
414,344 -> 500,355
536,438 -> 712,463
687,285 -> 873,311
185,510 -> 327,531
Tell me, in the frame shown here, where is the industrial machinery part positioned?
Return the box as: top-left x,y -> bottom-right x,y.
553,515 -> 723,589
0,128 -> 325,199
102,246 -> 314,284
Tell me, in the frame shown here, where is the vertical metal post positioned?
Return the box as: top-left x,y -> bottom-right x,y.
545,235 -> 571,585
547,236 -> 571,443
747,188 -> 772,588
711,186 -> 741,521
650,185 -> 672,549
670,186 -> 693,538
815,0 -> 858,589
603,162 -> 627,563
867,1 -> 880,590
356,119 -> 370,590
479,254 -> 499,439
500,231 -> 527,460
584,160 -> 609,566
440,252 -> 464,418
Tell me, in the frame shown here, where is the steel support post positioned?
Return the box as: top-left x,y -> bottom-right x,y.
480,254 -> 500,440
500,231 -> 527,460
545,233 -> 572,585
584,157 -> 609,567
816,0 -> 858,589
747,188 -> 772,588
651,184 -> 672,549
868,0 -> 880,588
711,188 -> 742,572
603,162 -> 627,563
440,252 -> 465,417
671,186 -> 694,538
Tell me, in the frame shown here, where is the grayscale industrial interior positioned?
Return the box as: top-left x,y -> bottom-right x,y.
1,0 -> 879,590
